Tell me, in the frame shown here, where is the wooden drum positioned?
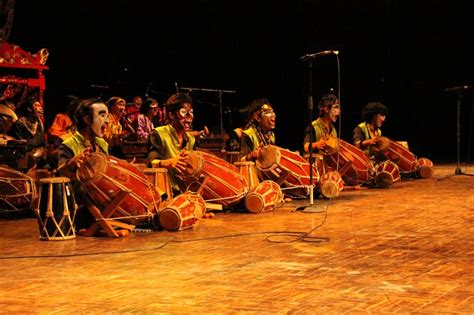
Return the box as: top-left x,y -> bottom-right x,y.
158,192 -> 206,231
34,177 -> 77,241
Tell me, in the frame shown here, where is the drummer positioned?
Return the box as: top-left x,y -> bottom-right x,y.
147,93 -> 196,193
57,98 -> 110,229
57,98 -> 110,180
240,98 -> 276,161
303,92 -> 340,154
353,102 -> 388,160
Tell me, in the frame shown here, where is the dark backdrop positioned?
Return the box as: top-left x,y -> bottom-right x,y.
9,0 -> 473,162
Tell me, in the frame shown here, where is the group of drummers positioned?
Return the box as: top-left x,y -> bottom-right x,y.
0,90 -> 434,239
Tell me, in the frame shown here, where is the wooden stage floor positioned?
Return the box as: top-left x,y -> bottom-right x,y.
0,163 -> 473,313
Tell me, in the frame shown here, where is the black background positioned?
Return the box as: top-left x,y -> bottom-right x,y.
8,0 -> 473,161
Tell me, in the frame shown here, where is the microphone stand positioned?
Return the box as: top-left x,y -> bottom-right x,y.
178,86 -> 236,135
296,57 -> 324,213
439,87 -> 474,180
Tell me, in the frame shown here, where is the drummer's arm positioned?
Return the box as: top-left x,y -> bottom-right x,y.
353,126 -> 377,150
303,127 -> 325,153
57,146 -> 92,180
148,130 -> 187,172
240,133 -> 257,161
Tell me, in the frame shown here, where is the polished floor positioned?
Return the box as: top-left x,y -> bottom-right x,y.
0,164 -> 473,313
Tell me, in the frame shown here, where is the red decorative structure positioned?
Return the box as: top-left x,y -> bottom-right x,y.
0,42 -> 49,112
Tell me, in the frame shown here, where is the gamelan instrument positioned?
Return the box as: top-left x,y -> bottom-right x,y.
373,136 -> 433,178
34,177 -> 77,241
0,165 -> 36,214
180,150 -> 248,206
158,192 -> 206,231
77,153 -> 160,225
321,136 -> 374,186
374,160 -> 400,188
244,180 -> 284,214
256,145 -> 321,198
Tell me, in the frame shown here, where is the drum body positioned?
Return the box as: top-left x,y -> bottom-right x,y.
319,170 -> 344,198
35,177 -> 77,241
245,180 -> 284,214
77,153 -> 160,225
144,168 -> 173,200
416,157 -> 434,179
234,161 -> 260,190
256,145 -> 320,198
158,192 -> 206,231
181,151 -> 248,206
322,137 -> 374,186
374,160 -> 400,188
0,165 -> 36,214
382,138 -> 417,175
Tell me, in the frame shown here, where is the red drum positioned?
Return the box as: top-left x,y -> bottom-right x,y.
158,192 -> 206,231
416,157 -> 434,179
34,177 -> 77,241
245,180 -> 284,214
180,151 -> 248,206
0,165 -> 36,214
256,145 -> 320,198
234,161 -> 260,190
380,137 -> 417,175
77,153 -> 160,225
374,160 -> 400,188
319,171 -> 344,198
143,168 -> 173,200
322,136 -> 374,186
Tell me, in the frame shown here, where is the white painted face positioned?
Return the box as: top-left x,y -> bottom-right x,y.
176,103 -> 194,131
373,113 -> 386,128
328,103 -> 340,123
89,103 -> 109,137
256,105 -> 276,131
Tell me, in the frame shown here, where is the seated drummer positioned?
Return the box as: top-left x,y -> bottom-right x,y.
0,103 -> 18,143
9,98 -> 48,169
303,92 -> 341,154
240,98 -> 276,161
147,93 -> 196,193
57,98 -> 110,180
353,102 -> 388,161
57,98 -> 110,229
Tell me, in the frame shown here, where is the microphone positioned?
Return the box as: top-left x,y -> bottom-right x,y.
90,84 -> 109,89
174,82 -> 179,94
444,85 -> 471,93
300,50 -> 339,62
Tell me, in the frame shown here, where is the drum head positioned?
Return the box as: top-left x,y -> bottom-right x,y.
371,136 -> 390,154
256,145 -> 280,170
76,152 -> 107,184
182,151 -> 204,177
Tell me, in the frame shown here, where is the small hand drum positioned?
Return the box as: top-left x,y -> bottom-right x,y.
34,177 -> 77,241
319,170 -> 344,199
244,180 -> 284,214
416,157 -> 434,179
374,160 -> 400,188
158,192 -> 206,231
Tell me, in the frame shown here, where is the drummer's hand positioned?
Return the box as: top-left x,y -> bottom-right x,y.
363,137 -> 378,146
161,155 -> 187,173
312,139 -> 327,150
69,147 -> 93,170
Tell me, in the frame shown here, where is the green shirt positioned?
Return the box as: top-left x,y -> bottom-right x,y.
353,122 -> 382,155
147,124 -> 196,190
240,124 -> 275,160
58,131 -> 109,167
303,118 -> 337,153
